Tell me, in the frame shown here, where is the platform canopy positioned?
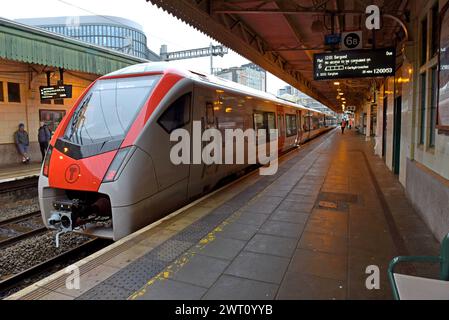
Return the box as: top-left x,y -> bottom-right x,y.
147,0 -> 408,112
0,17 -> 147,75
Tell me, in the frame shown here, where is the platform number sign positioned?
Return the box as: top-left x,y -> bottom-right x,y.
342,31 -> 363,50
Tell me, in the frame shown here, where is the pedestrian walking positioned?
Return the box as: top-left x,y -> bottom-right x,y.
38,122 -> 51,161
341,119 -> 347,134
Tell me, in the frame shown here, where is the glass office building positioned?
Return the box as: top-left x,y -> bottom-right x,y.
215,63 -> 266,92
16,16 -> 160,60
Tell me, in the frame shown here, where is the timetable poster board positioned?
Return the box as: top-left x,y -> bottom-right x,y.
438,2 -> 449,130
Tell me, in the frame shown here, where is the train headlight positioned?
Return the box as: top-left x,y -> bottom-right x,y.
103,146 -> 132,183
42,145 -> 53,177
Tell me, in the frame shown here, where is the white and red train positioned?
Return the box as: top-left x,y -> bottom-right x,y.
39,63 -> 336,241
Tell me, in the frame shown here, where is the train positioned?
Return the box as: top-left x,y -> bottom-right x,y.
39,62 -> 336,242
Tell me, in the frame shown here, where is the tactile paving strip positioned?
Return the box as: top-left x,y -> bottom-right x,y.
77,134 -> 335,300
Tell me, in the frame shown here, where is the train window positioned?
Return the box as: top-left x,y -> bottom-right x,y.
253,113 -> 265,130
64,75 -> 160,145
285,114 -> 297,136
158,93 -> 191,134
277,114 -> 284,137
206,102 -> 214,125
266,112 -> 277,141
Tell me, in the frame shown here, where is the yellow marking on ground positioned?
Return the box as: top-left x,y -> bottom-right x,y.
127,209 -> 244,300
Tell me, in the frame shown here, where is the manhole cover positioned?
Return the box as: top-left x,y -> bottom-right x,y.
318,201 -> 338,209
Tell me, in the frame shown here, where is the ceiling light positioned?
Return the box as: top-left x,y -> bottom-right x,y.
334,82 -> 340,86
339,92 -> 344,95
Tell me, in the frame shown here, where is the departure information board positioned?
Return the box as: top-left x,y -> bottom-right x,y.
39,85 -> 73,100
313,48 -> 396,80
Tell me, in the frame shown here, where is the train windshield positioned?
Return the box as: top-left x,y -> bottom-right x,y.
64,75 -> 160,146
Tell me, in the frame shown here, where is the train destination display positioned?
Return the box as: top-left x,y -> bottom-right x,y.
313,48 -> 396,80
39,85 -> 73,100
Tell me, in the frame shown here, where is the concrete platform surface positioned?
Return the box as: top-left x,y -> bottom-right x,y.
0,161 -> 41,183
7,129 -> 441,300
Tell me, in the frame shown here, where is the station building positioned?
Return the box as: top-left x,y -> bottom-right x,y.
0,17 -> 147,166
352,0 -> 449,241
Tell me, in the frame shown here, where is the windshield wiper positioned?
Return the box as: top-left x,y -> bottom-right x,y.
67,93 -> 92,140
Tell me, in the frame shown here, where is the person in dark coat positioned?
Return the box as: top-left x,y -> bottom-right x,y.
38,122 -> 51,161
14,123 -> 30,163
341,119 -> 347,134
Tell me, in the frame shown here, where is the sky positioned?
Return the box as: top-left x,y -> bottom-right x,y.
0,0 -> 289,95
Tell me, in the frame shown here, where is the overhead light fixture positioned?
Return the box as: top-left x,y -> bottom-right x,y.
334,82 -> 340,86
339,92 -> 344,96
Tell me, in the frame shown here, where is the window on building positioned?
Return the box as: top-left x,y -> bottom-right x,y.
158,93 -> 191,133
54,99 -> 64,105
421,17 -> 428,66
429,67 -> 438,147
419,73 -> 426,145
0,81 -> 4,102
40,98 -> 51,105
40,109 -> 66,133
431,3 -> 439,57
7,82 -> 21,102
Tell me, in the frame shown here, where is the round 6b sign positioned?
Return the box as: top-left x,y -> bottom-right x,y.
342,31 -> 363,50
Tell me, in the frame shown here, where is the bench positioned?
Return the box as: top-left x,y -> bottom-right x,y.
388,233 -> 449,300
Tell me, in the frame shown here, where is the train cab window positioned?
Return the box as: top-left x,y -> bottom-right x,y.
64,75 -> 160,145
285,114 -> 298,136
158,93 -> 191,133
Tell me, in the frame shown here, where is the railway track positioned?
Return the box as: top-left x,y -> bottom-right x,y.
0,236 -> 110,296
0,177 -> 38,195
0,211 -> 47,248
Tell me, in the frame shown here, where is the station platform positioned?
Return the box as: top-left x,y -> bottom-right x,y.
0,162 -> 41,184
7,129 -> 441,300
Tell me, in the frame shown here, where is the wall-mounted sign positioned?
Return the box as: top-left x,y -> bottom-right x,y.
39,85 -> 72,100
438,2 -> 449,131
346,106 -> 356,112
341,31 -> 363,50
325,34 -> 341,46
313,48 -> 396,81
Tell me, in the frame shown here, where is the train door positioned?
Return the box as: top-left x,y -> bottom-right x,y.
295,110 -> 300,142
147,84 -> 194,212
277,106 -> 285,150
254,110 -> 276,162
187,86 -> 220,198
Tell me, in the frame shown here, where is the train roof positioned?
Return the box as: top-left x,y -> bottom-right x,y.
104,62 -> 335,117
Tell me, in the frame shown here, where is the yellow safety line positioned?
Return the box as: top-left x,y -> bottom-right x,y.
128,212 -> 243,300
127,129 -> 336,300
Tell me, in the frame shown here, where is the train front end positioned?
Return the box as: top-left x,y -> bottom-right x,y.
38,69 -> 163,244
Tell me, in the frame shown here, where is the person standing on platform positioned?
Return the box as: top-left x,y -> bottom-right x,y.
38,122 -> 51,161
14,123 -> 30,163
341,119 -> 347,134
